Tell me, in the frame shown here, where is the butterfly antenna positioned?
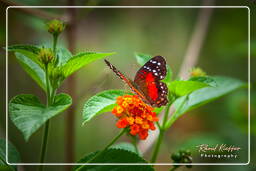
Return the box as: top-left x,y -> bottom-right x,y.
104,59 -> 124,80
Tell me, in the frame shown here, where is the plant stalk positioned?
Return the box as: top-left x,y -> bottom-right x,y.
150,103 -> 171,163
39,65 -> 52,171
76,129 -> 126,171
39,20 -> 59,171
132,137 -> 139,155
88,129 -> 126,163
150,130 -> 164,163
53,34 -> 58,55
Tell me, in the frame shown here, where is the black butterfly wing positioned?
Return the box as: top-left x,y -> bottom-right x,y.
134,56 -> 168,107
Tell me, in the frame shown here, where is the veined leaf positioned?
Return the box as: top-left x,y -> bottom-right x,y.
189,76 -> 217,87
56,47 -> 72,66
9,93 -> 72,141
0,138 -> 20,170
8,44 -> 40,54
8,44 -> 43,68
168,80 -> 210,97
82,90 -> 130,125
15,52 -> 46,91
111,142 -> 139,155
135,52 -> 172,84
164,76 -> 246,129
75,148 -> 153,171
62,52 -> 115,78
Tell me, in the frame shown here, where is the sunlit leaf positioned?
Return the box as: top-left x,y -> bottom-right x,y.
61,52 -> 115,77
15,52 -> 46,91
56,47 -> 72,66
8,44 -> 42,68
9,93 -> 72,141
164,76 -> 246,129
168,80 -> 210,97
189,76 -> 217,87
82,90 -> 130,125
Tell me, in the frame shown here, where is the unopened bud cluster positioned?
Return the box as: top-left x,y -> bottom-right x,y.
171,149 -> 192,168
46,19 -> 65,36
38,48 -> 54,65
190,67 -> 206,77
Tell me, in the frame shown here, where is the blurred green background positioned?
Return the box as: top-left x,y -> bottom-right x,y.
0,0 -> 255,171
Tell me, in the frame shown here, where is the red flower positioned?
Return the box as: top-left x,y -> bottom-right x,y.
112,95 -> 158,140
116,118 -> 128,128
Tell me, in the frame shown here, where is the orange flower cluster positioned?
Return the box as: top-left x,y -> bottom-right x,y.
112,95 -> 158,140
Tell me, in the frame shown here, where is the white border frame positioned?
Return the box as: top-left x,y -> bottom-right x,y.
6,6 -> 250,166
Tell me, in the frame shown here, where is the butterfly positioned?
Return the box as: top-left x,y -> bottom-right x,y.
104,56 -> 169,107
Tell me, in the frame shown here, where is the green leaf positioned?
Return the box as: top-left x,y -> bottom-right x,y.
135,52 -> 151,66
75,148 -> 153,171
8,44 -> 40,54
15,52 -> 46,91
153,106 -> 164,114
135,52 -> 172,84
61,52 -> 115,78
82,90 -> 130,125
9,93 -> 72,141
164,76 -> 246,129
56,47 -> 72,66
8,44 -> 42,68
189,76 -> 217,87
168,80 -> 210,97
0,138 -> 20,171
111,142 -> 139,155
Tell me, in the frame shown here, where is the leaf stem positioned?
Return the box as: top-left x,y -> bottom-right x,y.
53,34 -> 58,55
38,65 -> 52,171
76,129 -> 126,171
88,129 -> 126,163
132,137 -> 139,155
150,129 -> 164,163
150,103 -> 171,163
39,120 -> 50,170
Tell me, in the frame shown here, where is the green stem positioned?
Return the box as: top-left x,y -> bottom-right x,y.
38,65 -> 51,171
132,137 -> 139,155
162,103 -> 171,128
53,34 -> 58,55
150,103 -> 171,163
39,120 -> 50,168
38,32 -> 59,171
150,130 -> 164,163
76,129 -> 126,171
88,129 -> 126,163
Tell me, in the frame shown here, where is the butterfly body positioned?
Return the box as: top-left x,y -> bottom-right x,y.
104,56 -> 168,107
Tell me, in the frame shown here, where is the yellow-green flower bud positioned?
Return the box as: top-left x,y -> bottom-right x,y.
38,48 -> 54,65
46,19 -> 65,36
190,67 -> 206,77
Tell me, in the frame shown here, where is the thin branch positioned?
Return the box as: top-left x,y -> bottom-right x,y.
138,0 -> 214,155
1,0 -> 60,20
